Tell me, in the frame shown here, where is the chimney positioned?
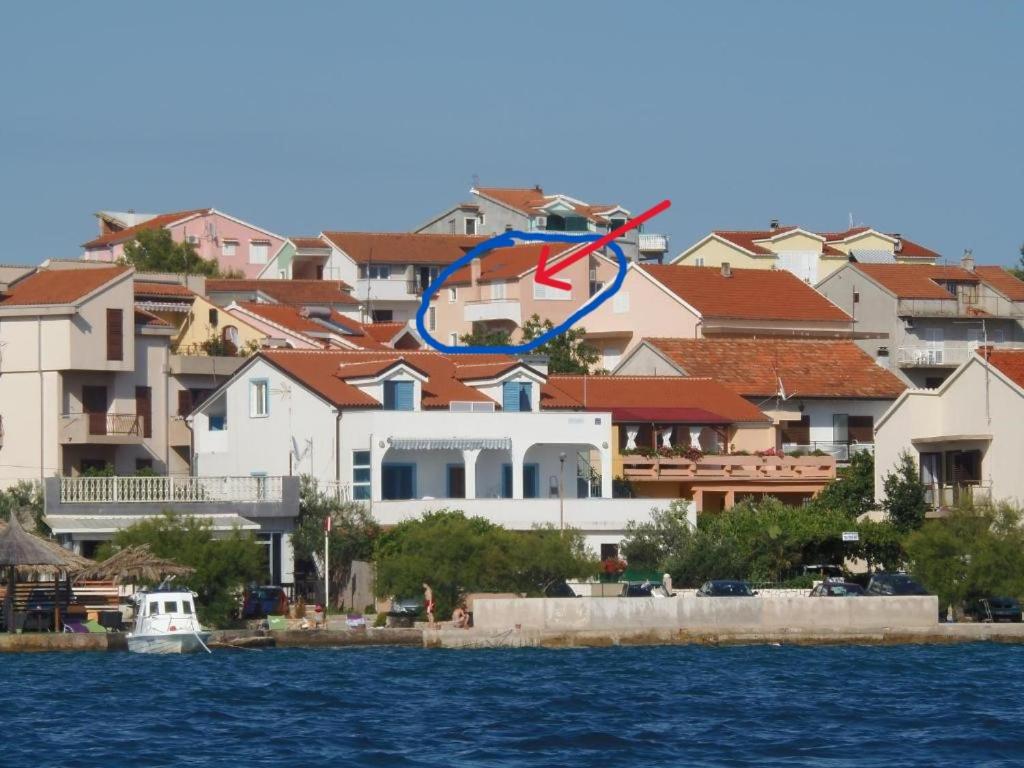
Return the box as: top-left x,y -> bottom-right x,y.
533,184 -> 542,192
892,233 -> 903,253
769,218 -> 780,231
961,248 -> 975,273
721,262 -> 732,278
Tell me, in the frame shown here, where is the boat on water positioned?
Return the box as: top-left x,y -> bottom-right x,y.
127,587 -> 211,654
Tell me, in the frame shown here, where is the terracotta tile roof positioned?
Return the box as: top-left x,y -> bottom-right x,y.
259,350 -> 519,409
852,264 -> 979,299
205,279 -> 356,305
542,375 -> 770,423
641,265 -> 852,322
712,229 -> 792,255
133,280 -> 194,298
0,266 -> 129,306
643,338 -> 906,399
290,236 -> 330,250
476,187 -> 625,225
893,237 -> 940,260
974,267 -> 1024,301
321,232 -> 486,265
82,209 -> 210,248
363,322 -> 408,343
236,302 -> 326,337
477,242 -> 578,283
710,227 -> 938,261
236,303 -> 388,350
451,361 -> 525,381
982,348 -> 1024,389
134,308 -> 172,327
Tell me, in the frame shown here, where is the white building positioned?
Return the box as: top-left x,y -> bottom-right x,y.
190,349 -> 672,552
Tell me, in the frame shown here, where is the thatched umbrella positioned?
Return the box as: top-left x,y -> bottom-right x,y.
79,544 -> 193,585
0,514 -> 67,632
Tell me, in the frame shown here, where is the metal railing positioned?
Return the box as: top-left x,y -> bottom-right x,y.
895,345 -> 972,368
781,442 -> 874,462
896,296 -> 1022,318
925,483 -> 991,508
88,413 -> 142,436
59,475 -> 284,504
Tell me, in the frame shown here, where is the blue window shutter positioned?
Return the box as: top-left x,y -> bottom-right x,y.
384,380 -> 414,411
503,382 -> 520,412
519,382 -> 532,411
501,464 -> 512,498
524,464 -> 539,498
383,381 -> 396,409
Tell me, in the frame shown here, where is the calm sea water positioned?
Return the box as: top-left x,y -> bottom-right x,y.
3,643 -> 1023,767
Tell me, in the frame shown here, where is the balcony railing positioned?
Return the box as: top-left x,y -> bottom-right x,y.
896,296 -> 1022,318
638,233 -> 669,252
924,483 -> 990,509
59,413 -> 144,444
464,299 -> 521,324
781,442 -> 874,462
620,454 -> 836,483
59,475 -> 284,504
896,345 -> 972,368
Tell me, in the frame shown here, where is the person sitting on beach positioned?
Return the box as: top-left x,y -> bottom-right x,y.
452,606 -> 468,629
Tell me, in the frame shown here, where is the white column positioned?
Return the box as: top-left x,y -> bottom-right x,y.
462,449 -> 480,499
511,445 -> 526,499
600,446 -> 613,498
370,434 -> 384,502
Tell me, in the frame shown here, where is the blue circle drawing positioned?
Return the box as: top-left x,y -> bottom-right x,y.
415,230 -> 627,355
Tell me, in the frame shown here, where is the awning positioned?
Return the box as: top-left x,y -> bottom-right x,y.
45,513 -> 259,536
135,300 -> 191,313
387,437 -> 512,451
911,434 -> 992,445
611,407 -> 732,424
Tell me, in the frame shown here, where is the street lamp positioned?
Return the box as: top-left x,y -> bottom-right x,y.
558,452 -> 567,532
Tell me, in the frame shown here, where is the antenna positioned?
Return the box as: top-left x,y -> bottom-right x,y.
471,173 -> 480,189
848,212 -> 854,229
205,220 -> 218,241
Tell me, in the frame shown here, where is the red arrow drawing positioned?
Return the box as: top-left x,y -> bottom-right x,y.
534,198 -> 672,291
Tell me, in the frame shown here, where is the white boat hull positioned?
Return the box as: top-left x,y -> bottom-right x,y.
127,632 -> 211,655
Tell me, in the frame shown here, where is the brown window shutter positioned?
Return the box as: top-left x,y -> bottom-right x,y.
135,386 -> 152,438
106,308 -> 123,361
178,390 -> 193,418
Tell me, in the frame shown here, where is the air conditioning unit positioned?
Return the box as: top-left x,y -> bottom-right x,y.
186,235 -> 200,245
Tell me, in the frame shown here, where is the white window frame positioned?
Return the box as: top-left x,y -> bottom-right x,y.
448,286 -> 457,303
249,379 -> 269,418
533,278 -> 572,301
222,239 -> 238,257
490,281 -> 507,300
249,240 -> 270,265
352,450 -> 371,500
464,217 -> 477,235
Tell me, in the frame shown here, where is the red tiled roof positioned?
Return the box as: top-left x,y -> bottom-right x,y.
363,322 -> 407,343
711,229 -> 793,255
290,236 -> 330,250
853,264 -> 979,299
205,279 -> 356,305
236,303 -> 389,350
643,338 -> 906,399
709,227 -> 938,261
983,348 -> 1024,389
893,237 -> 940,260
641,265 -> 851,322
476,187 -> 624,225
0,266 -> 129,306
134,308 -> 172,327
542,375 -> 770,423
974,267 -> 1024,301
477,242 -> 578,283
321,232 -> 485,265
82,209 -> 210,248
259,350 -> 519,409
133,280 -> 194,298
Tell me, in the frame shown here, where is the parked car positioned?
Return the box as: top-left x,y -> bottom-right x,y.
388,597 -> 423,617
809,581 -> 865,597
696,580 -> 756,597
241,586 -> 289,618
964,597 -> 1023,623
865,573 -> 929,596
543,581 -> 578,598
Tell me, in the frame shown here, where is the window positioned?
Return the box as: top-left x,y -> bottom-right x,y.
352,450 -> 371,500
533,279 -> 572,301
182,600 -> 193,615
490,281 -> 506,300
249,240 -> 270,264
464,218 -> 477,235
371,309 -> 393,322
848,416 -> 874,443
222,325 -> 240,354
600,543 -> 619,561
502,381 -> 532,412
106,308 -> 123,361
250,379 -> 269,417
135,386 -> 152,438
427,307 -> 436,332
222,239 -> 238,257
448,286 -> 457,303
992,329 -> 1007,344
135,458 -> 153,472
382,464 -> 416,500
833,414 -> 849,443
501,463 -> 540,498
479,213 -> 485,227
780,415 -> 810,444
609,218 -> 626,231
163,601 -> 178,614
448,219 -> 456,234
366,265 -> 391,280
179,388 -> 214,417
149,601 -> 159,615
383,380 -> 414,411
694,257 -> 705,267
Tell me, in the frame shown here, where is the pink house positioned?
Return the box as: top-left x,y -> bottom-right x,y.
83,209 -> 285,279
429,241 -> 598,346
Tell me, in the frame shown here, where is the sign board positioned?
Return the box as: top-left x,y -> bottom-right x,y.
841,531 -> 860,542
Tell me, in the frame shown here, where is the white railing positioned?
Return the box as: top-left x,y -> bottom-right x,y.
59,475 -> 284,504
638,233 -> 669,252
895,345 -> 972,368
464,299 -> 521,324
782,442 -> 874,461
319,481 -> 353,501
450,401 -> 496,413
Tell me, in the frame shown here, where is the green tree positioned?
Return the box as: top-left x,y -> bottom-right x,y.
855,519 -> 906,573
811,450 -> 876,518
99,512 -> 265,627
374,510 -> 594,618
520,314 -> 600,374
620,501 -> 693,570
882,451 -> 928,532
904,502 -> 1024,615
0,480 -> 46,534
1009,244 -> 1024,281
290,476 -> 379,609
121,228 -> 221,275
459,325 -> 512,347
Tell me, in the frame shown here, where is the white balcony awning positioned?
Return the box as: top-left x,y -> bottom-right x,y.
135,300 -> 191,313
45,513 -> 259,536
388,437 -> 512,451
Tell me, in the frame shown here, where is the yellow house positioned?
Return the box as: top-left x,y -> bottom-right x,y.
174,294 -> 266,355
672,222 -> 939,284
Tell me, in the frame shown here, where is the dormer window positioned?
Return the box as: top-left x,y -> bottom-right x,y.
383,380 -> 414,411
609,218 -> 626,230
502,381 -> 532,412
464,218 -> 477,235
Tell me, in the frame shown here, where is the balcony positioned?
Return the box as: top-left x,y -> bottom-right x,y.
895,345 -> 971,368
354,277 -> 417,302
638,233 -> 669,253
620,454 -> 836,483
58,474 -> 283,504
925,483 -> 991,510
897,296 -> 1021,318
781,442 -> 874,463
464,299 -> 522,325
59,413 -> 144,445
168,354 -> 246,377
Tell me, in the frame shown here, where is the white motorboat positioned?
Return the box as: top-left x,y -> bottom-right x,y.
126,587 -> 211,654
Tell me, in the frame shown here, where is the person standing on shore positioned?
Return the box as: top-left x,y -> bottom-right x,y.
422,583 -> 435,626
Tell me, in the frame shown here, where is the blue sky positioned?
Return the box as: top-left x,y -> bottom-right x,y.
2,1 -> 1021,266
